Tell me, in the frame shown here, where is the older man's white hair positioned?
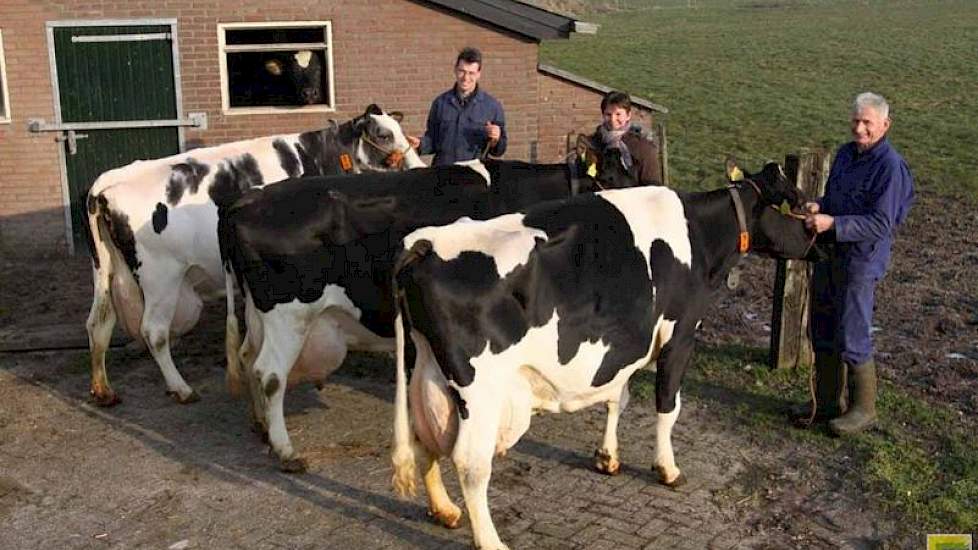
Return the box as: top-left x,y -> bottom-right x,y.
852,92 -> 889,120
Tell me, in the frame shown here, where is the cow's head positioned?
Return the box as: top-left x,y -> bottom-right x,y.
727,159 -> 824,261
265,50 -> 324,105
574,134 -> 637,190
353,104 -> 426,171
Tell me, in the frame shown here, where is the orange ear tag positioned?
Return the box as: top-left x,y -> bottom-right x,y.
340,153 -> 353,172
738,232 -> 750,253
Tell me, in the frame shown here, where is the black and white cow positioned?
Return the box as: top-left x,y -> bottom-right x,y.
84,104 -> 422,407
219,144 -> 640,472
390,160 -> 822,549
228,50 -> 325,107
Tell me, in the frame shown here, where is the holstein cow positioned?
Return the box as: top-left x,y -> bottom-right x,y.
85,104 -> 421,407
390,160 -> 822,549
219,143 -> 639,472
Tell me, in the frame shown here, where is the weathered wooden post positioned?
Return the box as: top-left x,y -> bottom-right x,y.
769,148 -> 830,369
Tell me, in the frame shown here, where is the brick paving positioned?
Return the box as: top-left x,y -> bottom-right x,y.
0,327 -> 896,550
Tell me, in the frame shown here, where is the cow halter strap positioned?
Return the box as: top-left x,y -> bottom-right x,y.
727,184 -> 752,256
358,131 -> 413,169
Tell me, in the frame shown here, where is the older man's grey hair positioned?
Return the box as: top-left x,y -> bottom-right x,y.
852,92 -> 890,119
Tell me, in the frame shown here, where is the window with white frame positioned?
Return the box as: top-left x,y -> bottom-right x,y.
218,22 -> 334,114
0,30 -> 11,123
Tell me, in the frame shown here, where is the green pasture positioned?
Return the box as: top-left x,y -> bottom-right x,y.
541,0 -> 978,199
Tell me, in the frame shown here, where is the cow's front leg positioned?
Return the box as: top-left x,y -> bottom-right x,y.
453,406 -> 508,550
654,335 -> 692,488
140,265 -> 199,404
253,312 -> 307,472
595,384 -> 630,475
654,391 -> 684,487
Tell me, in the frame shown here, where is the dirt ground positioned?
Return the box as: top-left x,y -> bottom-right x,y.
0,190 -> 974,549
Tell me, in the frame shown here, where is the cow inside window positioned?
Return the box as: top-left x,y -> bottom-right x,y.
219,23 -> 334,113
0,30 -> 11,123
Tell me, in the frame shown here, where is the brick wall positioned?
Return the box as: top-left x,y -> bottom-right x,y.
0,0 -> 653,258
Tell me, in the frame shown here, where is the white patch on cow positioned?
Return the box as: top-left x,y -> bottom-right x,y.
461,309 -> 655,417
454,159 -> 490,186
404,213 -> 547,278
293,50 -> 312,69
597,186 -> 693,271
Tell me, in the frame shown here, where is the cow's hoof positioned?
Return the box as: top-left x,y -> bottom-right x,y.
428,505 -> 463,529
166,389 -> 200,404
660,471 -> 687,489
280,457 -> 307,473
90,390 -> 122,408
594,449 -> 620,476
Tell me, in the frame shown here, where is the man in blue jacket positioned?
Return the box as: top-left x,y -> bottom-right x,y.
407,47 -> 507,165
792,92 -> 915,436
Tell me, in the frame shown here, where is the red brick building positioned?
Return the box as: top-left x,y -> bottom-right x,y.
0,0 -> 667,257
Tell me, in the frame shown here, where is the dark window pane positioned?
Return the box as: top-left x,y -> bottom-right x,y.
226,27 -> 325,46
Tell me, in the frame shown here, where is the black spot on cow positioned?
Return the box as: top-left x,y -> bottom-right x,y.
273,139 -> 301,179
152,202 -> 168,234
448,386 -> 469,420
295,122 -> 352,176
264,373 -> 280,398
209,154 -> 265,211
166,158 -> 210,206
98,195 -> 141,281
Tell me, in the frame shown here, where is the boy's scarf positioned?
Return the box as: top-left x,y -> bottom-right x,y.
597,123 -> 634,170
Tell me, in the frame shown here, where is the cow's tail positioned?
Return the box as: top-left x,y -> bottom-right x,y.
391,239 -> 433,498
224,264 -> 244,397
218,209 -> 245,398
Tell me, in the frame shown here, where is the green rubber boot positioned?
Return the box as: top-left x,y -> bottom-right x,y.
790,353 -> 846,426
829,360 -> 878,436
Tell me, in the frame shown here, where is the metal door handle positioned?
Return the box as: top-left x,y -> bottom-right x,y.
55,130 -> 89,155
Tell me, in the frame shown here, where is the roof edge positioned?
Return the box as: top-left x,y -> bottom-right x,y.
537,63 -> 669,115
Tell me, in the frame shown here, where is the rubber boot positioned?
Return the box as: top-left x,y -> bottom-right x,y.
829,360 -> 877,436
789,353 -> 846,426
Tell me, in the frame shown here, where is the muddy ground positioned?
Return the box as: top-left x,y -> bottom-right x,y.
0,190 -> 974,549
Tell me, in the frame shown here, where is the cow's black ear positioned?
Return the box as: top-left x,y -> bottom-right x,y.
388,111 -> 404,123
365,104 -> 383,116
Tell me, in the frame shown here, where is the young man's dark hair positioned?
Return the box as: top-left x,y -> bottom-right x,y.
600,91 -> 632,113
456,47 -> 482,69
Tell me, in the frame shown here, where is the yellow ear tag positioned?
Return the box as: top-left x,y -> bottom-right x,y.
728,166 -> 744,182
779,200 -> 792,216
587,162 -> 598,178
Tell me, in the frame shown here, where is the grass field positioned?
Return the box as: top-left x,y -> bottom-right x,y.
540,0 -> 978,536
540,0 -> 978,199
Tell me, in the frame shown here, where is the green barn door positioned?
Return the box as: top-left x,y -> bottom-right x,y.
51,24 -> 181,246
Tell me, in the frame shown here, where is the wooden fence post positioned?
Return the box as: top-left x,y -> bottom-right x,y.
769,148 -> 830,369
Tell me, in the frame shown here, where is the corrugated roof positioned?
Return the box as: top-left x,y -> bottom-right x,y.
414,0 -> 593,41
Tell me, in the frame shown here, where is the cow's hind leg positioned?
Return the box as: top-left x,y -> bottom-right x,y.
595,384 -> 629,476
252,312 -> 307,472
140,263 -> 199,403
453,407 -> 508,550
420,450 -> 462,529
86,264 -> 121,407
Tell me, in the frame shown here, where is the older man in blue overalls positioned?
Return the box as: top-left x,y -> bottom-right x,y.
792,92 -> 915,436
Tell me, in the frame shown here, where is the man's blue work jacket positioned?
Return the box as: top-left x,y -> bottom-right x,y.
818,137 -> 915,280
419,87 -> 507,166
